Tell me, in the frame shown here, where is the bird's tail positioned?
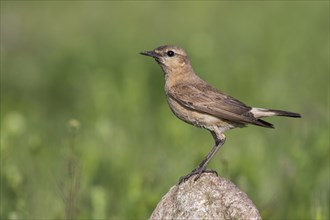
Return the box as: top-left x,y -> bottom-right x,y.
250,107 -> 301,119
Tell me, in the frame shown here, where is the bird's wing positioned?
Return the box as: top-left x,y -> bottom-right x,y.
168,83 -> 272,127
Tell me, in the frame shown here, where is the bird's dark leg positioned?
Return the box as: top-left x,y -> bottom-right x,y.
178,131 -> 226,184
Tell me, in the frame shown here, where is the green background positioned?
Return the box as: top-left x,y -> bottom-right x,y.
1,1 -> 329,219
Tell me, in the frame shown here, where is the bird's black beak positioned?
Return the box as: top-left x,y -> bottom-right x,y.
140,50 -> 159,58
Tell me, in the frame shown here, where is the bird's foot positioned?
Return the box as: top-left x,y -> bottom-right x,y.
178,168 -> 218,185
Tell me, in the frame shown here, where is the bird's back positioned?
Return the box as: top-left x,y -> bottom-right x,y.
167,76 -> 274,129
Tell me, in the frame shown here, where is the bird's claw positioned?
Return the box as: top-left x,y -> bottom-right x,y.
178,169 -> 218,185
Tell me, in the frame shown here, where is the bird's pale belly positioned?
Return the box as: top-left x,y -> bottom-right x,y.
166,96 -> 234,131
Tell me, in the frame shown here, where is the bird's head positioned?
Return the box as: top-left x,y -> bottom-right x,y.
140,45 -> 191,73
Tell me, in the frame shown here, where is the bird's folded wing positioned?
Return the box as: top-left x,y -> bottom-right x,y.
168,83 -> 262,125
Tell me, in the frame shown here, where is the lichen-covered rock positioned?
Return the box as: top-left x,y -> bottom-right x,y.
149,173 -> 261,220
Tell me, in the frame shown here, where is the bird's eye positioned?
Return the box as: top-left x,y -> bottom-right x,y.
167,50 -> 175,57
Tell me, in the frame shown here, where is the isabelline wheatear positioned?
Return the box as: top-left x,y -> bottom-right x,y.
140,45 -> 301,184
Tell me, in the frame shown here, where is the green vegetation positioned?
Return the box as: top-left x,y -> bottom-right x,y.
1,1 -> 328,219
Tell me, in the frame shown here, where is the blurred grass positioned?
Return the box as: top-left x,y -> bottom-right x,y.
1,1 -> 329,219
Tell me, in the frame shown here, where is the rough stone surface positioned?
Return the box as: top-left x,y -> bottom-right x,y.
149,173 -> 261,220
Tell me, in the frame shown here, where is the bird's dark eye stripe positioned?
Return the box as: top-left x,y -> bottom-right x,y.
167,50 -> 175,57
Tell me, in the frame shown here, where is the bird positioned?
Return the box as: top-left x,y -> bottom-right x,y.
140,45 -> 301,184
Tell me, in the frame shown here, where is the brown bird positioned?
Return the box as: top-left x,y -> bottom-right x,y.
140,45 -> 301,184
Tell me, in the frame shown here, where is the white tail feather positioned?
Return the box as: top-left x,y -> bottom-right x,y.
250,108 -> 277,118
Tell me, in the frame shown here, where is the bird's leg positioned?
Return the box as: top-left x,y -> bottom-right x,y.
178,132 -> 226,184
